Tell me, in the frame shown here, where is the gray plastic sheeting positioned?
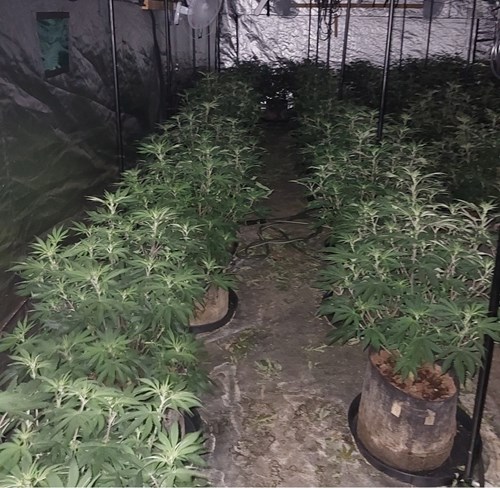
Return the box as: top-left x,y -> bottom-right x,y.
0,0 -> 165,318
219,0 -> 495,67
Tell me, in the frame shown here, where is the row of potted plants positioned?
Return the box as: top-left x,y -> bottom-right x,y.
0,71 -> 269,486
341,56 -> 500,202
293,62 -> 500,473
241,57 -> 499,202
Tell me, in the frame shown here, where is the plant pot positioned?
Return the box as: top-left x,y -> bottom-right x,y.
356,350 -> 458,473
348,394 -> 481,486
189,286 -> 238,334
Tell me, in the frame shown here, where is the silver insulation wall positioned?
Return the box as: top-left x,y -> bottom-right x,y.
219,0 -> 495,67
0,0 -> 168,318
0,0 -> 216,320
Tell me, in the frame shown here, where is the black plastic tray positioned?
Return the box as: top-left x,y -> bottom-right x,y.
190,288 -> 238,334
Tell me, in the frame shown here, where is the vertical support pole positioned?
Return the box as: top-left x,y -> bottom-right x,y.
235,14 -> 240,63
315,0 -> 321,64
216,10 -> 221,71
399,0 -> 408,68
376,0 -> 396,141
338,0 -> 352,99
467,0 -> 478,65
307,1 -> 313,59
326,3 -> 334,69
163,0 -> 173,108
424,0 -> 435,65
464,230 -> 500,483
472,18 -> 480,65
192,30 -> 196,75
207,25 -> 211,70
108,0 -> 124,172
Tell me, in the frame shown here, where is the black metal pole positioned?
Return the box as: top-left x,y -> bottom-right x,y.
376,0 -> 397,141
108,0 -> 124,172
216,11 -> 221,71
163,0 -> 173,110
307,2 -> 313,59
192,29 -> 196,75
399,0 -> 408,68
207,25 -> 211,70
315,0 -> 321,64
424,0 -> 434,65
464,230 -> 500,483
326,3 -> 334,69
467,0 -> 478,65
235,14 -> 239,64
338,0 -> 352,99
472,18 -> 480,65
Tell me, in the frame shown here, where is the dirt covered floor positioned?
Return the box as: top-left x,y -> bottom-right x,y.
198,122 -> 500,487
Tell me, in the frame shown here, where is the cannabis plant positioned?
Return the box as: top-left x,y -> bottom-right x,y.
4,64 -> 274,486
292,61 -> 500,384
0,370 -> 204,486
319,173 -> 499,384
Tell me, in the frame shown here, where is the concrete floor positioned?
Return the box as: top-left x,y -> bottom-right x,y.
197,122 -> 500,487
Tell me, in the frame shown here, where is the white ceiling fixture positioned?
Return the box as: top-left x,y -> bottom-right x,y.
174,0 -> 223,29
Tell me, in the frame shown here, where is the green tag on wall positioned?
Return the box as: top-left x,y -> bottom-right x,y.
36,12 -> 70,77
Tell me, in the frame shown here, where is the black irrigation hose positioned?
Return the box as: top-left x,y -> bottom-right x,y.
242,208 -> 314,226
236,216 -> 323,259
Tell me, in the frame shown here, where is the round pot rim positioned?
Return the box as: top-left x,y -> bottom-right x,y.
367,349 -> 458,404
189,288 -> 238,334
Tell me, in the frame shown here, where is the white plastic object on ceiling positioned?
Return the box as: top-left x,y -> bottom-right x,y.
174,0 -> 223,29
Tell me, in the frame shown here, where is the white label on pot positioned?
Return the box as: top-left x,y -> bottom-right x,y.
424,410 -> 436,426
390,401 -> 402,418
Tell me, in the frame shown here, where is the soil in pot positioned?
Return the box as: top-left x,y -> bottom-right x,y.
356,350 -> 458,473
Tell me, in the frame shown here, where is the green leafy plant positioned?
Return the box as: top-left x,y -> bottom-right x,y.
320,198 -> 498,383
2,68 -> 271,486
293,60 -> 500,385
0,375 -> 203,486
